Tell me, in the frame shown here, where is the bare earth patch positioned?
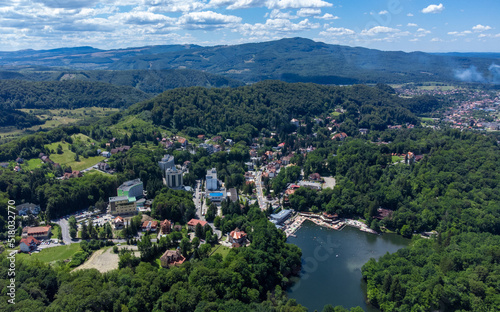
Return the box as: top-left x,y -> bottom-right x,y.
73,246 -> 139,273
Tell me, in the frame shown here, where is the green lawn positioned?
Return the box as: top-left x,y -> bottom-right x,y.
45,141 -> 104,171
211,245 -> 231,259
392,156 -> 404,163
17,243 -> 82,263
23,158 -> 44,170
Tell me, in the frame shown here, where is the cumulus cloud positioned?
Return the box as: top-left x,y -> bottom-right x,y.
144,0 -> 207,13
179,10 -> 242,29
319,27 -> 355,36
407,13 -> 413,17
448,30 -> 472,36
472,24 -> 492,32
239,18 -> 319,36
297,8 -> 321,17
32,0 -> 99,9
422,3 -> 444,14
378,10 -> 388,15
407,23 -> 417,27
210,0 -> 332,10
112,11 -> 176,25
361,26 -> 399,36
314,13 -> 339,20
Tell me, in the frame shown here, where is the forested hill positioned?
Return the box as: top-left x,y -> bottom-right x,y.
0,69 -> 243,94
1,38 -> 498,84
0,79 -> 151,110
120,80 -> 436,136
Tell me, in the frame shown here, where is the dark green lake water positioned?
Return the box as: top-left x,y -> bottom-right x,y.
286,220 -> 410,312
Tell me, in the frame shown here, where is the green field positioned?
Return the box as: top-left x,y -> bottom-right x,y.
16,243 -> 82,263
45,141 -> 105,171
210,245 -> 231,259
392,155 -> 404,163
23,158 -> 44,170
1,107 -> 119,141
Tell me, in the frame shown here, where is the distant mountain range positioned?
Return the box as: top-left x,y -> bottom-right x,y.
0,37 -> 499,85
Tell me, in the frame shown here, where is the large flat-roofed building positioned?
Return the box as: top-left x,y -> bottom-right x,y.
166,167 -> 183,188
109,196 -> 137,215
206,168 -> 218,191
270,209 -> 292,225
159,154 -> 175,172
117,179 -> 143,199
209,192 -> 224,202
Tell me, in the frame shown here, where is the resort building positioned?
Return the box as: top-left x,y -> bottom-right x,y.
208,192 -> 224,202
165,167 -> 183,189
270,209 -> 293,225
206,168 -> 218,191
22,226 -> 51,239
109,196 -> 136,215
117,179 -> 144,199
159,154 -> 175,172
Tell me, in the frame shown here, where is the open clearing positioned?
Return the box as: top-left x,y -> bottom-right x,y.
16,244 -> 82,264
73,245 -> 139,273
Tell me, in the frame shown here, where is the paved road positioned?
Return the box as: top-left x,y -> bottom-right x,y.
255,170 -> 266,210
56,219 -> 75,244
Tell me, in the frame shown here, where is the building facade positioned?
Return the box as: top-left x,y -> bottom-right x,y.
109,196 -> 137,215
206,168 -> 218,191
166,167 -> 183,188
117,179 -> 143,199
159,154 -> 175,172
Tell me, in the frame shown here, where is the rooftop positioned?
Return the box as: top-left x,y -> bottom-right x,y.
118,178 -> 142,191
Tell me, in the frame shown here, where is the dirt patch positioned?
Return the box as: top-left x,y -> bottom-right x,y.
72,245 -> 139,273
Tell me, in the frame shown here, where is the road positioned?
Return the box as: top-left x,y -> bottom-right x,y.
255,170 -> 266,210
56,218 -> 76,244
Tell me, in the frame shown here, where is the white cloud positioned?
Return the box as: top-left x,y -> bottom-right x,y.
319,27 -> 355,36
378,10 -> 388,15
210,0 -> 332,10
416,28 -> 431,37
297,8 -> 321,17
448,30 -> 472,37
472,24 -> 492,32
32,0 -> 99,9
143,0 -> 207,13
407,23 -> 417,27
269,9 -> 295,19
314,13 -> 338,20
431,37 -> 442,42
361,26 -> 399,36
422,3 -> 444,14
407,13 -> 413,17
112,11 -> 175,25
179,11 -> 242,29
239,18 -> 319,36
266,0 -> 332,9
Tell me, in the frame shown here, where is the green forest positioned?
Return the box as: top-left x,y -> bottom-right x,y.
127,81 -> 437,136
0,79 -> 150,110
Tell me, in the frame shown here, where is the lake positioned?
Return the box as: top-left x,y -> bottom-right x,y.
287,220 -> 410,312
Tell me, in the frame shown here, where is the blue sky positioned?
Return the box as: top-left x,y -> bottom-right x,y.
0,0 -> 498,52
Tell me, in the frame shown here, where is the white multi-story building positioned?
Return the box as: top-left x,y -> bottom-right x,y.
206,168 -> 218,191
